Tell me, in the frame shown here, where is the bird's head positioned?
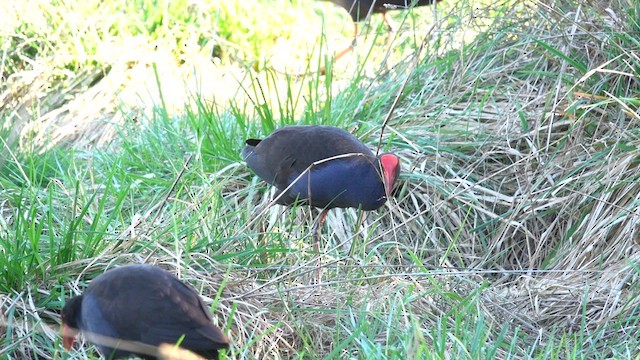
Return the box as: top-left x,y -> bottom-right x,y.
61,296 -> 83,350
379,153 -> 400,199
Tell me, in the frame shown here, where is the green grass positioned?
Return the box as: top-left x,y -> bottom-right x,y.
2,0 -> 640,359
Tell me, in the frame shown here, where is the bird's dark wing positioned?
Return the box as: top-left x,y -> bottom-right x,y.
243,126 -> 374,191
243,139 -> 297,189
325,0 -> 439,21
87,265 -> 228,353
139,276 -> 228,351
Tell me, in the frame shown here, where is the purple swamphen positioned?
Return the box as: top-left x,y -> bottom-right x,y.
242,125 -> 400,231
61,264 -> 229,359
323,0 -> 440,59
326,0 -> 439,24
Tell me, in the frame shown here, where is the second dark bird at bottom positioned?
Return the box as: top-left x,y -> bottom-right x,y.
61,264 -> 229,360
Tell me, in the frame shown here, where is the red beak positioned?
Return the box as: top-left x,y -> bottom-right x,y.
379,154 -> 400,199
62,324 -> 77,350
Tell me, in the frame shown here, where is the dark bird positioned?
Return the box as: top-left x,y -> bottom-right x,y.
61,264 -> 229,359
242,125 -> 400,231
327,0 -> 439,24
323,0 -> 440,60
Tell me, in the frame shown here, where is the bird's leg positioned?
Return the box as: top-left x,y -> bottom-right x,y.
312,208 -> 329,283
335,22 -> 359,60
319,22 -> 358,76
381,12 -> 399,71
381,11 -> 398,32
348,210 -> 367,258
312,208 -> 329,246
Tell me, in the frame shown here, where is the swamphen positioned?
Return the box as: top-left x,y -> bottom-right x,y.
242,125 -> 400,231
326,0 -> 439,24
61,264 -> 229,359
323,0 -> 439,59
